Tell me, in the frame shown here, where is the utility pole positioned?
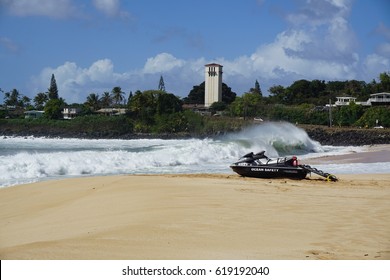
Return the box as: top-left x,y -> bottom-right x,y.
329,98 -> 332,127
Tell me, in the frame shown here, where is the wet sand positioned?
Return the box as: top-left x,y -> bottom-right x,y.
304,144 -> 390,164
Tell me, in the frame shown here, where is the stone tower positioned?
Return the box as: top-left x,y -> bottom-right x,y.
204,63 -> 223,107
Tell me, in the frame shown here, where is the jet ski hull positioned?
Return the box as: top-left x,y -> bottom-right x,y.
230,151 -> 308,179
230,164 -> 308,179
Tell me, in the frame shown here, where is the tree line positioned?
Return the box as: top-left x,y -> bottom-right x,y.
1,72 -> 390,131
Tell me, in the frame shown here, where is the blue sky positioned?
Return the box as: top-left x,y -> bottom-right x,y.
1,0 -> 389,104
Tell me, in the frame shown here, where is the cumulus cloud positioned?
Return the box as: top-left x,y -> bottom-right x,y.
27,0 -> 388,102
218,0 -> 360,90
30,54 -> 207,103
377,43 -> 390,57
31,59 -> 126,103
1,0 -> 130,19
283,0 -> 357,62
143,53 -> 186,74
218,26 -> 358,92
1,0 -> 77,19
363,54 -> 390,80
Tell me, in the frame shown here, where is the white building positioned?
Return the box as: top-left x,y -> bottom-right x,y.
332,92 -> 390,107
335,96 -> 357,106
96,108 -> 127,116
25,110 -> 44,119
62,107 -> 81,119
367,92 -> 390,106
204,63 -> 223,107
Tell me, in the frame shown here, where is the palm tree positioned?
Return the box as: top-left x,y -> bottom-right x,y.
85,93 -> 100,111
21,96 -> 31,108
111,86 -> 124,106
100,92 -> 111,108
33,92 -> 49,110
4,89 -> 20,106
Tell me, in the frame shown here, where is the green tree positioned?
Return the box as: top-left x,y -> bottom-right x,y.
21,96 -> 31,108
242,92 -> 262,118
129,90 -> 158,123
184,82 -> 236,105
285,79 -> 312,105
4,89 -> 21,106
158,75 -> 166,92
111,86 -> 124,106
268,85 -> 286,104
3,89 -> 31,108
85,93 -> 100,111
33,92 -> 48,110
44,98 -> 64,119
356,107 -> 390,128
184,82 -> 205,104
228,92 -> 262,118
210,101 -> 227,112
100,92 -> 112,108
221,83 -> 237,104
379,72 -> 390,91
48,74 -> 59,99
129,90 -> 182,125
249,80 -> 262,97
334,102 -> 364,126
127,91 -> 133,106
156,92 -> 182,115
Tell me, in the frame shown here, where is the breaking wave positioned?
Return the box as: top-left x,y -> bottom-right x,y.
224,122 -> 323,157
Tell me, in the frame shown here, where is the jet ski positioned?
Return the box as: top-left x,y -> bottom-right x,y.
230,151 -> 338,181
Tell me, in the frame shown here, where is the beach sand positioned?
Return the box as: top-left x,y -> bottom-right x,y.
1,147 -> 389,260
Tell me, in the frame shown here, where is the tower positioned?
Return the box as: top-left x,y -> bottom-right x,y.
204,63 -> 223,107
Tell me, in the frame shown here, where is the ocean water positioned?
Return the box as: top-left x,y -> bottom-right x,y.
0,122 -> 388,188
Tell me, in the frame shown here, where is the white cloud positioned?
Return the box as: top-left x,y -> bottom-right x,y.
1,0 -> 77,19
92,0 -> 129,18
30,54 -> 207,103
104,0 -> 362,96
31,42 -> 386,105
327,0 -> 351,12
377,43 -> 390,57
219,27 -> 358,90
31,59 -> 128,103
28,0 -> 388,102
363,54 -> 390,80
143,53 -> 186,74
1,0 -> 130,19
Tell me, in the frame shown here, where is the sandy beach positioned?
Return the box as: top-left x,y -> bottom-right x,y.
1,165 -> 389,260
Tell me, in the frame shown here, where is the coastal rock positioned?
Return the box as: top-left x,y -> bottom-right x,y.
303,126 -> 390,146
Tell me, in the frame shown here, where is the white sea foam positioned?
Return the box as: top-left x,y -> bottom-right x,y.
0,138 -> 244,187
1,122 -> 388,187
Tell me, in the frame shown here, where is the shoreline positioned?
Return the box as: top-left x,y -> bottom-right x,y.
302,144 -> 390,164
1,173 -> 389,260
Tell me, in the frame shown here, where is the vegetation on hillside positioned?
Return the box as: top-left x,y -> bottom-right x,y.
1,72 -> 390,137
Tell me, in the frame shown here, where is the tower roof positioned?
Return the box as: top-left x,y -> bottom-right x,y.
205,63 -> 223,67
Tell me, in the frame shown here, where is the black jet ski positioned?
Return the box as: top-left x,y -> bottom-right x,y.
230,151 -> 338,181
